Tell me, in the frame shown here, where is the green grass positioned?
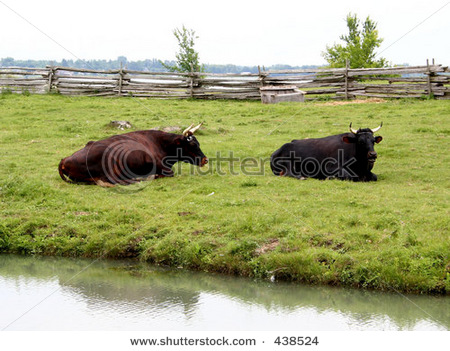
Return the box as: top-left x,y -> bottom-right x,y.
0,93 -> 449,294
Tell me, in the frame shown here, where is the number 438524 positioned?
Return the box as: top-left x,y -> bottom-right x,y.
274,336 -> 319,346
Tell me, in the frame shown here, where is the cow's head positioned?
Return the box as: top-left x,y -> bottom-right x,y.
178,123 -> 208,167
343,123 -> 383,166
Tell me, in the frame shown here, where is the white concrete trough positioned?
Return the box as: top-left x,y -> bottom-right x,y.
260,85 -> 306,104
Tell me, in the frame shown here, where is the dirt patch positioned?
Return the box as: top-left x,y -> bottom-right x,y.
178,211 -> 195,216
321,98 -> 386,106
255,239 -> 280,255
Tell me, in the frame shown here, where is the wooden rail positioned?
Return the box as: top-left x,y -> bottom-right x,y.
1,61 -> 448,100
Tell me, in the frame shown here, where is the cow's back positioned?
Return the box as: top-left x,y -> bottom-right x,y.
270,133 -> 356,178
290,133 -> 352,157
59,130 -> 162,183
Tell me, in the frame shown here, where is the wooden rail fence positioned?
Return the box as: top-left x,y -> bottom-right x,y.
1,61 -> 448,100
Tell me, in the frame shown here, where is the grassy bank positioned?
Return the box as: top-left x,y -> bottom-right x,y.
0,94 -> 449,294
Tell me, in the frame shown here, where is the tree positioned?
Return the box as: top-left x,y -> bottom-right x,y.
322,13 -> 387,68
117,56 -> 128,66
1,57 -> 14,67
161,25 -> 204,73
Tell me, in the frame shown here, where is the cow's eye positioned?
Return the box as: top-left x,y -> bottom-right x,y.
186,136 -> 193,142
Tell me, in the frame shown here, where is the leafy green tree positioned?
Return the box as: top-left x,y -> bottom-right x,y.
161,25 -> 204,73
322,13 -> 387,68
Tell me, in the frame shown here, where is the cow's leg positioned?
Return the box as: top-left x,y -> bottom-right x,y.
367,172 -> 378,181
337,168 -> 357,181
95,179 -> 116,187
358,172 -> 378,182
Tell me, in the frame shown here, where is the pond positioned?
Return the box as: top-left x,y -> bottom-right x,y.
0,254 -> 448,331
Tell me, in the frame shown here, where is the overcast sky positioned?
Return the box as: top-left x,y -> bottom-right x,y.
1,0 -> 449,67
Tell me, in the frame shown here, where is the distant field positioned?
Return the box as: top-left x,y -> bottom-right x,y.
0,93 -> 448,294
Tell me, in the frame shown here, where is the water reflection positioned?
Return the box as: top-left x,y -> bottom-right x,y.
0,255 -> 448,330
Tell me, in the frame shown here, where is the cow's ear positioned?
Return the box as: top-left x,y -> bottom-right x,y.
342,135 -> 356,144
375,136 -> 383,144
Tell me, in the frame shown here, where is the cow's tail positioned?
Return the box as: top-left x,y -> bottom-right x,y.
58,158 -> 73,183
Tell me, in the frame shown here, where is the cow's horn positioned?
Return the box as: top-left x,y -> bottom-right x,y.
349,122 -> 358,135
370,122 -> 383,133
189,122 -> 203,134
182,124 -> 195,136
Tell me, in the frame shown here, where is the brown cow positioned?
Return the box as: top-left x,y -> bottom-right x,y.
59,123 -> 208,186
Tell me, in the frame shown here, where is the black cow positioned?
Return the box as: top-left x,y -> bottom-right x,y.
270,123 -> 383,182
59,123 -> 208,186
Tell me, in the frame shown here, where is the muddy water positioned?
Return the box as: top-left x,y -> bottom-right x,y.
0,254 -> 448,330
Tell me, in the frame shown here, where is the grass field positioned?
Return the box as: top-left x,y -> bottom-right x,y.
0,93 -> 449,294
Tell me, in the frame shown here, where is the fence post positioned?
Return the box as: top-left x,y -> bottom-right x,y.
344,59 -> 349,100
426,59 -> 433,99
258,66 -> 261,84
189,63 -> 194,99
47,66 -> 55,93
258,66 -> 266,87
117,62 -> 124,96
